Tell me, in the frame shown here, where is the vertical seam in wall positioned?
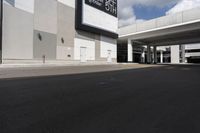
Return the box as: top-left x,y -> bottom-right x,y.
32,0 -> 35,59
95,34 -> 101,60
55,1 -> 58,35
56,0 -> 58,60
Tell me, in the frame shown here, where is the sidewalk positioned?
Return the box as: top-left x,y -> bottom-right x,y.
0,62 -> 118,68
0,64 -> 158,79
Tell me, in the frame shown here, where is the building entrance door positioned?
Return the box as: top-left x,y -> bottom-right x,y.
80,47 -> 87,62
107,50 -> 112,63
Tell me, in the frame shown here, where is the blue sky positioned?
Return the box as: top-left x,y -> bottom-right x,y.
118,0 -> 200,27
133,4 -> 175,20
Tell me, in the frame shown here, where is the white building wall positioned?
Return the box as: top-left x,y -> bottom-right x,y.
34,0 -> 57,34
185,44 -> 200,58
185,44 -> 200,50
57,46 -> 69,60
171,45 -> 180,63
100,36 -> 117,59
3,4 -> 33,59
15,0 -> 34,13
74,38 -> 95,61
185,53 -> 200,58
58,0 -> 75,8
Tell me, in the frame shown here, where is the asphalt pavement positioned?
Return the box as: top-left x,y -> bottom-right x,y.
0,64 -> 200,133
0,64 -> 157,79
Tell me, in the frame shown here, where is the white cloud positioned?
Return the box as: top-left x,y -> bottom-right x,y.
118,0 -> 178,27
118,6 -> 136,27
167,0 -> 200,14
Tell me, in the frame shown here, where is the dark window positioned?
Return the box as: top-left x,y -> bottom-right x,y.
185,49 -> 200,53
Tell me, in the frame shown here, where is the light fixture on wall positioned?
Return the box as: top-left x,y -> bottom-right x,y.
37,33 -> 42,41
61,37 -> 65,44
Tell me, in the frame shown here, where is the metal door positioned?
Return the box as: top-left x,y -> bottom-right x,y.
107,50 -> 112,63
80,47 -> 87,62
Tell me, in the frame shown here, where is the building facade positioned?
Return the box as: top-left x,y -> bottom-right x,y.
2,0 -> 118,64
184,44 -> 200,63
117,44 -> 200,64
169,44 -> 200,64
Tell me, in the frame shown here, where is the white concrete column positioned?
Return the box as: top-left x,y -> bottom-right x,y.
147,45 -> 151,64
127,39 -> 133,62
142,51 -> 145,63
171,45 -> 180,64
160,50 -> 163,63
181,45 -> 186,63
153,46 -> 157,64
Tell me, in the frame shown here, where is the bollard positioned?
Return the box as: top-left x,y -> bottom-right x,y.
42,55 -> 46,64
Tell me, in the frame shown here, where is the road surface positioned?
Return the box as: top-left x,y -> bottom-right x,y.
0,64 -> 200,133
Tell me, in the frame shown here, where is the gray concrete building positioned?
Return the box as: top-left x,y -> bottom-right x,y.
118,7 -> 200,64
2,0 -> 118,64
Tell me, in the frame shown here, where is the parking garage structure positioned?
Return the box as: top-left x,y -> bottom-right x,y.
118,7 -> 200,64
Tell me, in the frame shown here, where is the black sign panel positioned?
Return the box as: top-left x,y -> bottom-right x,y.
75,0 -> 118,39
85,0 -> 117,17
